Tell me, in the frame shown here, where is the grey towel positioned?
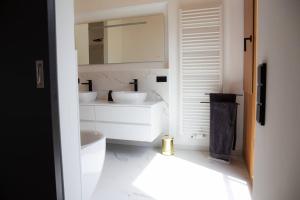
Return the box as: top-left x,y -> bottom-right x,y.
209,102 -> 237,161
209,93 -> 237,150
209,93 -> 236,103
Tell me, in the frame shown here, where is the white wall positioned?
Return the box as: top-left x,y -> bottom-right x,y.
55,0 -> 82,200
253,0 -> 300,199
75,0 -> 166,14
75,0 -> 244,152
223,0 -> 244,152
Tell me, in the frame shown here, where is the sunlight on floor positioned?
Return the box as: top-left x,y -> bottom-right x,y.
92,145 -> 251,200
133,153 -> 251,200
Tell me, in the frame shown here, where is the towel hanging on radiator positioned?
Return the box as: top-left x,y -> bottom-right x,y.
209,93 -> 238,162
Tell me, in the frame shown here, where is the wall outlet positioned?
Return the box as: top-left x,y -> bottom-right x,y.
156,76 -> 167,82
191,134 -> 207,140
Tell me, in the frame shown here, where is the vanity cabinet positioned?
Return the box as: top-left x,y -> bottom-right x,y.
79,101 -> 164,142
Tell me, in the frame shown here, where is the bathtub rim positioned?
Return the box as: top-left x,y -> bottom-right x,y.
81,131 -> 106,149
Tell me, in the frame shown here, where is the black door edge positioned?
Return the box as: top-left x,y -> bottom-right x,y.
47,0 -> 65,199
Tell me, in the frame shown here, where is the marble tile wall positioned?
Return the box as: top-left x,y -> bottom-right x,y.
79,69 -> 168,102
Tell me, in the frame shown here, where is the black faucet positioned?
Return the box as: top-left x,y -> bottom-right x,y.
129,79 -> 138,91
79,79 -> 93,91
108,90 -> 113,102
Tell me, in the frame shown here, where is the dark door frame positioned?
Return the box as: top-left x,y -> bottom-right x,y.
47,0 -> 65,199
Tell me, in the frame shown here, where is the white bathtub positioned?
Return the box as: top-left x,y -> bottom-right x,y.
81,131 -> 106,200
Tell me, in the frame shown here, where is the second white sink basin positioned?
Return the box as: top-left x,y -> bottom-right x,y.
79,91 -> 97,103
112,91 -> 147,104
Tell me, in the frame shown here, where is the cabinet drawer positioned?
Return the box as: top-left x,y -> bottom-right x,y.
95,106 -> 151,124
95,122 -> 152,141
80,105 -> 95,121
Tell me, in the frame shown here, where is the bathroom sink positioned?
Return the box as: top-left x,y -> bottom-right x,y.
79,91 -> 97,103
112,91 -> 147,104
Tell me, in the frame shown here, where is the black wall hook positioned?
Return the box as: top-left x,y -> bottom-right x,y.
244,35 -> 253,52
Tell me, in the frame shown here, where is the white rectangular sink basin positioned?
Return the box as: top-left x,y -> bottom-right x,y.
79,91 -> 97,103
112,91 -> 147,104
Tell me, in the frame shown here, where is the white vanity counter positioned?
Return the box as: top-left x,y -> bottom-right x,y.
79,100 -> 164,142
80,100 -> 162,107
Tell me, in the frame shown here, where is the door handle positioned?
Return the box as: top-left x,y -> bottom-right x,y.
244,35 -> 253,52
35,60 -> 44,88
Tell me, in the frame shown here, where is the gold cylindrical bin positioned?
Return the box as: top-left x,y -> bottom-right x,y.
161,135 -> 174,156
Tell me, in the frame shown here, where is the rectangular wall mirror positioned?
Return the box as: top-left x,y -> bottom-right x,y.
75,14 -> 165,65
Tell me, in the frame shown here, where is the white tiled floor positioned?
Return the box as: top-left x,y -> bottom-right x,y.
91,144 -> 251,200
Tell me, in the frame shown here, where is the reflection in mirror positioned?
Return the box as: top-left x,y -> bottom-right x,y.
89,22 -> 104,64
75,14 -> 165,65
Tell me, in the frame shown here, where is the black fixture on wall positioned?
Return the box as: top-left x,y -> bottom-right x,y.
156,76 -> 167,82
244,35 -> 253,51
130,79 -> 138,91
79,79 -> 93,91
256,63 -> 267,126
108,90 -> 113,102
